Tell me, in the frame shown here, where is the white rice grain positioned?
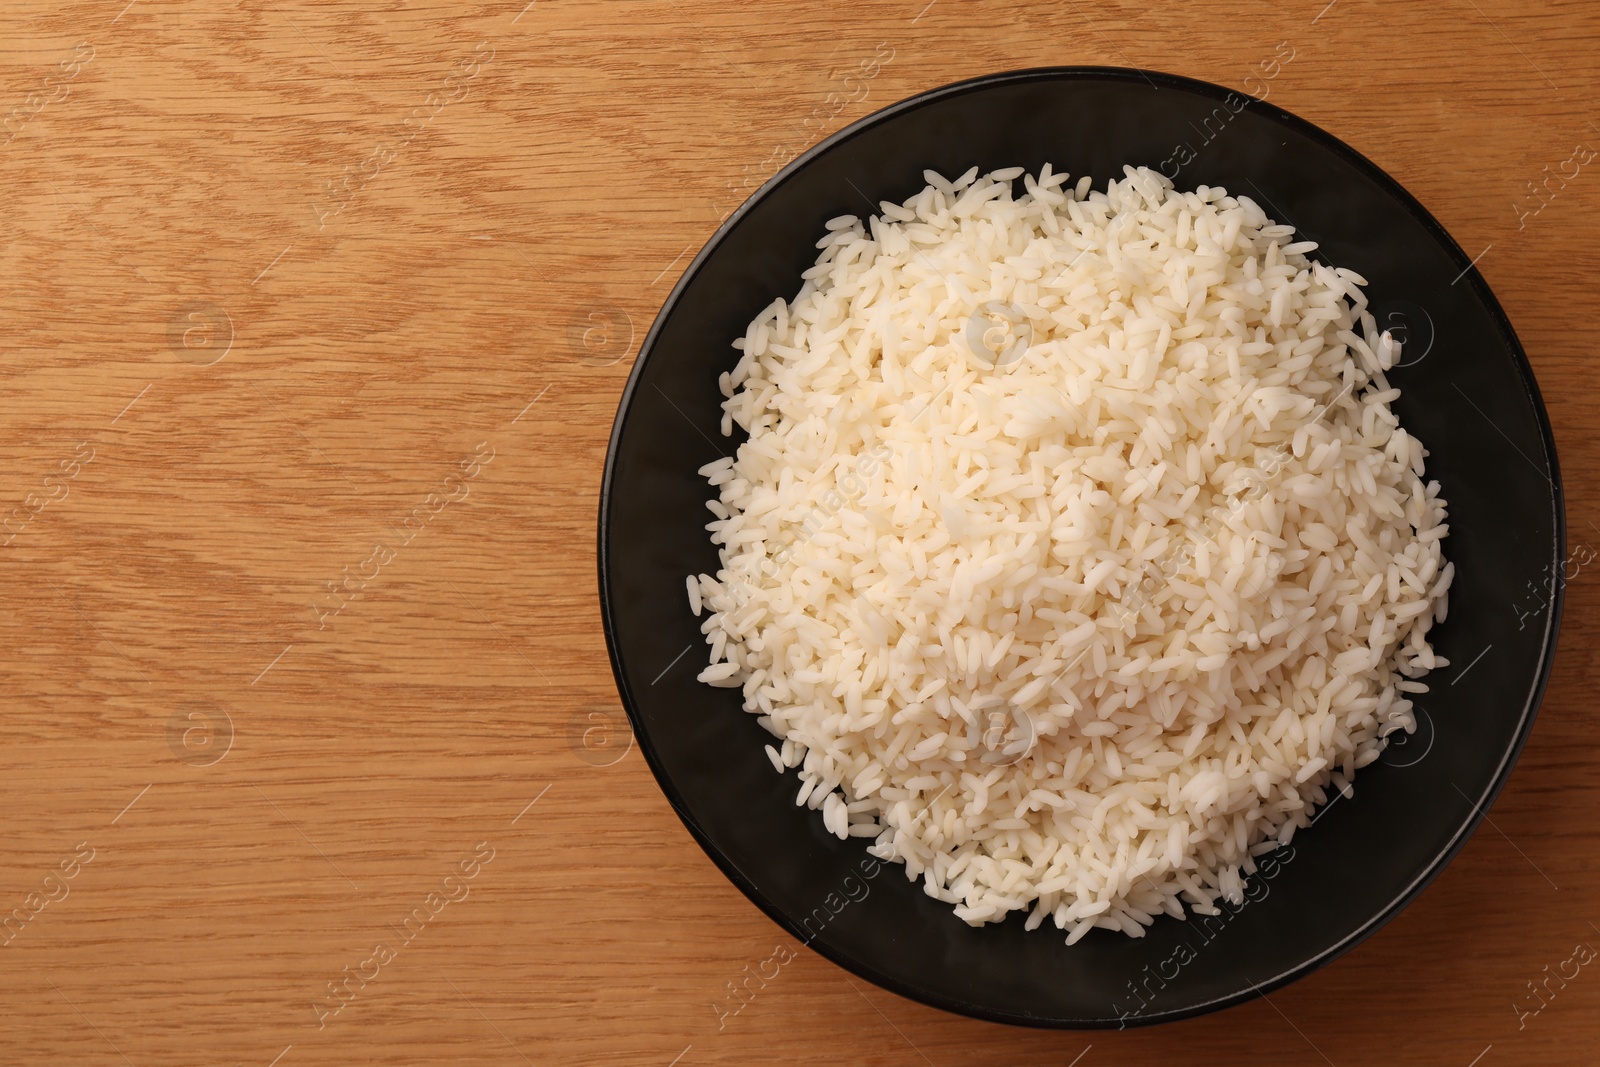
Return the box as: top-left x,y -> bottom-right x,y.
689,165 -> 1450,939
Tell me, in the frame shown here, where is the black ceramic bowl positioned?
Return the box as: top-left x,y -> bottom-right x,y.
598,68 -> 1563,1027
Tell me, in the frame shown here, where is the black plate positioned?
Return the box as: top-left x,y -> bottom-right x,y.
597,67 -> 1564,1027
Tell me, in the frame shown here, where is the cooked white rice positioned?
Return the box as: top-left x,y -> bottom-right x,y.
689,164 -> 1452,940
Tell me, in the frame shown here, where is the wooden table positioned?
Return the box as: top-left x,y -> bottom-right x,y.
1,1 -> 1596,1064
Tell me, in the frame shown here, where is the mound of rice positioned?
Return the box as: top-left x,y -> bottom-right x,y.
688,164 -> 1452,941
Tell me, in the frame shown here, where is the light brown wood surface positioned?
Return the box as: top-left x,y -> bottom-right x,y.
1,1 -> 1597,1064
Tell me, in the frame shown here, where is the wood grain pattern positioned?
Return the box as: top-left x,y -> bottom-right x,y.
0,1 -> 1596,1064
